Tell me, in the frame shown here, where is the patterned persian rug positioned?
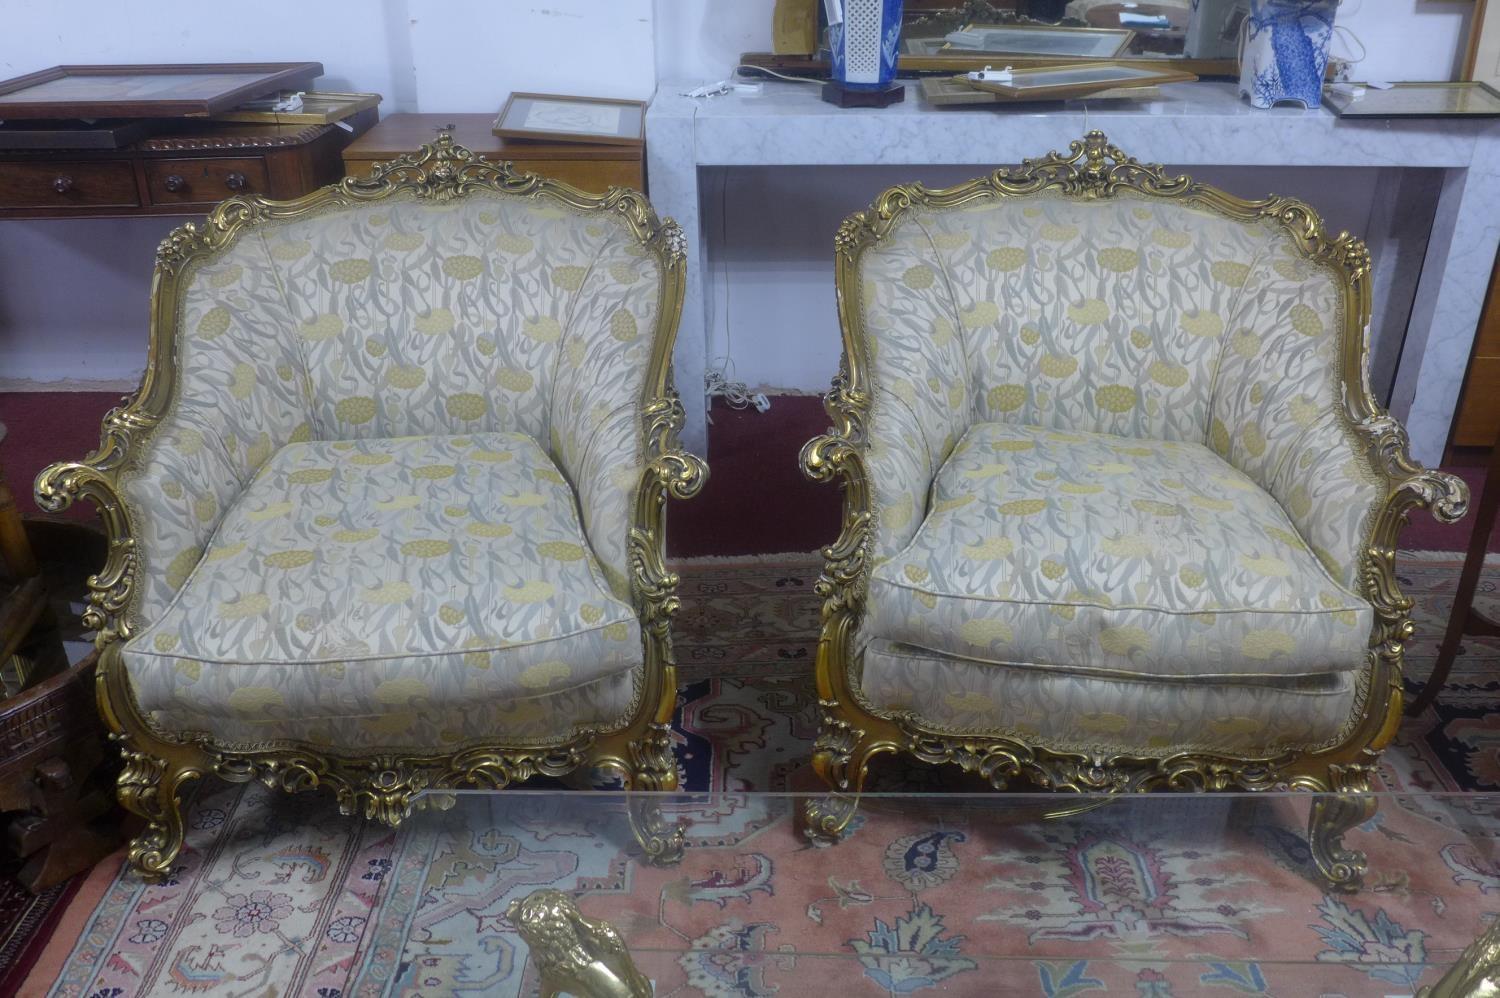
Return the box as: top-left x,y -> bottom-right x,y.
20,552 -> 1500,997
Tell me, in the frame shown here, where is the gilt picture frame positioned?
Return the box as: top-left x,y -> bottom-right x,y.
0,63 -> 324,119
966,62 -> 1198,99
493,92 -> 646,146
940,23 -> 1135,59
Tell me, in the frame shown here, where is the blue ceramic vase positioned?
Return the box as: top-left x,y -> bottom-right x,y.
830,0 -> 905,91
1238,0 -> 1339,109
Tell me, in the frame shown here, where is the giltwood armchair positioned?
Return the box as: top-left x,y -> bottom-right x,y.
802,132 -> 1467,890
37,135 -> 705,880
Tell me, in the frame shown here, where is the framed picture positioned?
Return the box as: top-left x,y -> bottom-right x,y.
941,23 -> 1135,59
967,62 -> 1198,100
493,93 -> 646,146
1323,82 -> 1500,119
0,63 -> 323,119
1466,0 -> 1500,89
920,75 -> 1168,106
212,91 -> 381,125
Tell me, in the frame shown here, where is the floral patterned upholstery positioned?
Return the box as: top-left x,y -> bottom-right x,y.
113,193 -> 662,751
853,192 -> 1389,751
867,422 -> 1371,683
121,194 -> 656,634
859,640 -> 1357,756
123,434 -> 640,751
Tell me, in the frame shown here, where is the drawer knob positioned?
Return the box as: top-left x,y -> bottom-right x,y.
224,172 -> 247,192
163,174 -> 187,193
52,176 -> 73,193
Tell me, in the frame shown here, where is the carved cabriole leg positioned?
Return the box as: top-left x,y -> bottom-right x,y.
803,701 -> 892,844
114,739 -> 200,883
621,721 -> 685,865
96,644 -> 207,882
1309,791 -> 1377,892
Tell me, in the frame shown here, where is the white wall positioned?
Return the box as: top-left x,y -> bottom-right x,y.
702,165 -> 1387,397
0,0 -> 656,387
0,0 -> 1474,392
1336,0 -> 1472,83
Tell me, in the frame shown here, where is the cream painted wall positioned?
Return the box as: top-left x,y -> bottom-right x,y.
0,0 -> 1476,392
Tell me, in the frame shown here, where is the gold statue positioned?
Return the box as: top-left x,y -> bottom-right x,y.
1420,918 -> 1500,997
506,889 -> 652,998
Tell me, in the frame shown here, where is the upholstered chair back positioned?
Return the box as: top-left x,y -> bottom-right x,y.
854,189 -> 1372,592
123,193 -> 662,624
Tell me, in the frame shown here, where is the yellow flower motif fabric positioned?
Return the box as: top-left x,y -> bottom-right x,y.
849,188 -> 1393,752
122,432 -> 641,751
865,422 -> 1370,681
119,194 -> 660,627
856,191 -> 1386,590
859,640 -> 1357,756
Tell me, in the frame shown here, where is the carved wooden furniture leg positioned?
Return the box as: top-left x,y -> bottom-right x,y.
1308,792 -> 1377,892
621,721 -> 685,865
115,744 -> 200,883
1409,439 -> 1500,716
802,714 -> 890,844
625,796 -> 684,866
507,888 -> 652,998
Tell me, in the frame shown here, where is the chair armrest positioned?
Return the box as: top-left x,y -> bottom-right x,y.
629,392 -> 709,622
35,408 -> 136,645
802,379 -> 875,620
1359,417 -> 1468,645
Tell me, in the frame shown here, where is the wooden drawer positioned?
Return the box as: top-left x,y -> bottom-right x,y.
145,157 -> 269,206
1454,356 -> 1500,447
0,160 -> 138,210
521,159 -> 642,194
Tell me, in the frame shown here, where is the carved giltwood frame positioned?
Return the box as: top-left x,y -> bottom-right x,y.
801,131 -> 1468,890
35,134 -> 706,880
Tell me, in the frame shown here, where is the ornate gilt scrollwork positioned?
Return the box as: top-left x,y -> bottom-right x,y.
39,136 -> 699,881
802,131 -> 1463,890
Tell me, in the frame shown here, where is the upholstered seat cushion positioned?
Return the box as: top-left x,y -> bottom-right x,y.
859,639 -> 1357,755
122,432 -> 641,751
866,422 -> 1371,681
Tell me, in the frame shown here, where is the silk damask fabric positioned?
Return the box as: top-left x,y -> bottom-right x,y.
121,192 -> 659,627
860,640 -> 1357,755
855,192 -> 1386,588
865,422 -> 1371,682
122,433 -> 640,751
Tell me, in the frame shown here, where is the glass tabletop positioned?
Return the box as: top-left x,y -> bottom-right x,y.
388,788 -> 1500,996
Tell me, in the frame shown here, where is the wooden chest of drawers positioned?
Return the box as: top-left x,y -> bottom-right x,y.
0,108 -> 376,219
341,113 -> 644,194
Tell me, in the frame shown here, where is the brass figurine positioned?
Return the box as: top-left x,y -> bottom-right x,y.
1419,918 -> 1500,997
507,889 -> 653,998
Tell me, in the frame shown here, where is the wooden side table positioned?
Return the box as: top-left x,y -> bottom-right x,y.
0,109 -> 377,219
342,113 -> 644,194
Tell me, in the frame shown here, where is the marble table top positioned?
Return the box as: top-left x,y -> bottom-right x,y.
651,80 -> 1494,168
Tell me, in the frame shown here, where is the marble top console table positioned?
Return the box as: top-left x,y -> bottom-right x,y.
647,79 -> 1500,463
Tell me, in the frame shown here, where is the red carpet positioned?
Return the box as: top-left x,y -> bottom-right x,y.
1400,455 -> 1500,555
668,395 -> 842,557
0,392 -> 121,521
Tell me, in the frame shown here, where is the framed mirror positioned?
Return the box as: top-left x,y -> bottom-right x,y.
765,0 -> 1248,74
